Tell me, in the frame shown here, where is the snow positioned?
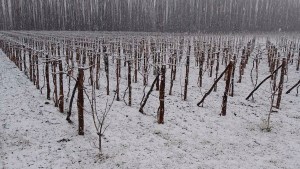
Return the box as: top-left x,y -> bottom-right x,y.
0,36 -> 300,169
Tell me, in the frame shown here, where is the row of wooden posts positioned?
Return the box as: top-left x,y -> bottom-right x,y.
0,35 -> 256,134
1,33 -> 298,136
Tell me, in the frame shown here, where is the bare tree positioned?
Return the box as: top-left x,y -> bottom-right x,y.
86,82 -> 117,155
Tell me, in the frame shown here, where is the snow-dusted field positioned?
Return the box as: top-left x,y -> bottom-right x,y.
0,36 -> 300,169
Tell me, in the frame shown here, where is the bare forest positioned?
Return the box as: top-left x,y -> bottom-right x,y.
1,0 -> 300,32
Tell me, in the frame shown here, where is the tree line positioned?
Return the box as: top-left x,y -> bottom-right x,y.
0,0 -> 300,32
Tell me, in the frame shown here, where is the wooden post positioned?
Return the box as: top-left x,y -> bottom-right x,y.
104,53 -> 109,95
134,49 -> 138,83
183,46 -> 190,101
32,53 -> 36,85
276,58 -> 286,109
169,55 -> 175,95
52,60 -> 58,107
273,58 -> 280,91
198,51 -> 204,87
46,55 -> 51,100
214,52 -> 220,92
23,46 -> 27,75
89,54 -> 94,85
36,54 -> 39,89
209,49 -> 215,77
237,49 -> 245,83
116,56 -> 120,101
58,59 -> 64,113
77,68 -> 84,135
173,54 -> 177,80
143,51 -> 148,86
96,53 -> 100,90
70,47 -> 74,77
29,49 -> 33,81
230,55 -> 236,97
158,65 -> 166,124
221,60 -> 234,116
128,60 -> 132,106
18,49 -> 22,71
297,49 -> 300,71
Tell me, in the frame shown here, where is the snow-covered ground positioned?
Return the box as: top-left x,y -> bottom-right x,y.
0,41 -> 300,169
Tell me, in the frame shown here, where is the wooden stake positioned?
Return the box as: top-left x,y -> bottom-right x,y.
158,65 -> 166,124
